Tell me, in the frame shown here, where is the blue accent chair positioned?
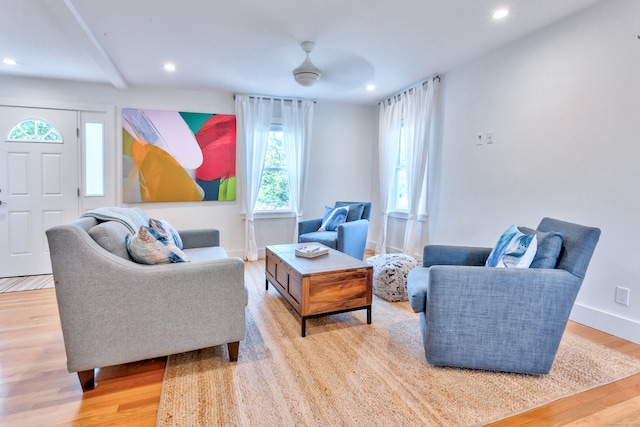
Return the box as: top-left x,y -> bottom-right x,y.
298,202 -> 371,260
406,217 -> 601,375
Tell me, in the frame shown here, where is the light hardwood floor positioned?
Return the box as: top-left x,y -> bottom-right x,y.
1,261 -> 638,426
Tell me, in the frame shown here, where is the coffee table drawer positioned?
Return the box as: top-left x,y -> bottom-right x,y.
266,249 -> 302,306
266,253 -> 278,278
309,269 -> 369,285
288,271 -> 302,304
266,249 -> 289,289
306,269 -> 371,315
276,262 -> 289,289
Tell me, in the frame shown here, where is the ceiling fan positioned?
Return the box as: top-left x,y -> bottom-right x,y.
292,41 -> 322,87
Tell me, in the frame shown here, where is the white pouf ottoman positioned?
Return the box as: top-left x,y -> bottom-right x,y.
366,254 -> 421,302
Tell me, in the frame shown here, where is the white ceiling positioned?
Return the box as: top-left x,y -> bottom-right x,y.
1,0 -> 603,104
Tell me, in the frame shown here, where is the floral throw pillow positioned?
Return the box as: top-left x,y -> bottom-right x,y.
149,218 -> 183,249
126,225 -> 190,265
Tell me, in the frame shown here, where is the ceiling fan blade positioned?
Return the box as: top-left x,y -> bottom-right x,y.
319,53 -> 375,89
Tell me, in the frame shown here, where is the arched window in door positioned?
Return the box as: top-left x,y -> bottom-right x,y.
7,118 -> 63,143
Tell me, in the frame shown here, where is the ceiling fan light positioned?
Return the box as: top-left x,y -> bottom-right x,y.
294,72 -> 321,87
293,58 -> 321,86
293,42 -> 321,87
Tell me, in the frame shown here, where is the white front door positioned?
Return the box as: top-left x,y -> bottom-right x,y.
0,107 -> 79,278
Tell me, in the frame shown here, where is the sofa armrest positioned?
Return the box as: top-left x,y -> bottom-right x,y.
336,219 -> 369,259
408,265 -> 579,313
407,268 -> 431,313
179,228 -> 220,248
426,265 -> 580,316
422,245 -> 492,267
298,218 -> 322,236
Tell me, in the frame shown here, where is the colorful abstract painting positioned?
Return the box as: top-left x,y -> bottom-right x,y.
122,108 -> 236,202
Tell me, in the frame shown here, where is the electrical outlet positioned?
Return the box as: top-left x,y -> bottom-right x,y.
615,286 -> 630,306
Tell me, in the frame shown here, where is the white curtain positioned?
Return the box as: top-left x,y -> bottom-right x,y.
402,79 -> 438,255
375,96 -> 403,254
281,99 -> 314,241
376,78 -> 440,255
235,95 -> 274,261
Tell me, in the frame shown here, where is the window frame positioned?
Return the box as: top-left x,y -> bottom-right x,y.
253,122 -> 294,214
83,121 -> 105,197
389,124 -> 428,222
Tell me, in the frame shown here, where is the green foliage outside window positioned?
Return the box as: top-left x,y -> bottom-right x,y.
256,130 -> 291,210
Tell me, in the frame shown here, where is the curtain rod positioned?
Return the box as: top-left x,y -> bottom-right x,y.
379,74 -> 440,105
234,94 -> 316,104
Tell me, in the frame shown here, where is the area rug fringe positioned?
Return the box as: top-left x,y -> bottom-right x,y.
157,271 -> 640,427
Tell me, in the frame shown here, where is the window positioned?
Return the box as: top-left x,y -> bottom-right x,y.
392,126 -> 408,210
84,122 -> 104,196
7,118 -> 62,143
255,125 -> 291,210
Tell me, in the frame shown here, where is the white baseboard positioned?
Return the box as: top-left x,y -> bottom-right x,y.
570,303 -> 640,344
366,240 -> 376,252
227,249 -> 246,259
370,244 -> 422,259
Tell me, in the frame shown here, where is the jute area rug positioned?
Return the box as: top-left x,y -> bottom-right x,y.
157,272 -> 640,426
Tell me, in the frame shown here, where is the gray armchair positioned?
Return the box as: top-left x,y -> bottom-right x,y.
298,201 -> 371,260
407,217 -> 601,375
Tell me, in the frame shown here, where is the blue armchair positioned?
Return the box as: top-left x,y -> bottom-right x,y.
298,201 -> 371,260
407,217 -> 601,375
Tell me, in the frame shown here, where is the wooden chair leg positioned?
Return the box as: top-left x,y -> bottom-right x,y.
77,369 -> 96,392
227,341 -> 240,362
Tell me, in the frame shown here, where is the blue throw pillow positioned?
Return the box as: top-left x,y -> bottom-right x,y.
318,205 -> 349,231
335,202 -> 365,222
486,224 -> 538,268
517,226 -> 563,269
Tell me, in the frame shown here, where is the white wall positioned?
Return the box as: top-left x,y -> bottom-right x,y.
302,102 -> 377,221
0,76 -> 377,258
429,0 -> 640,343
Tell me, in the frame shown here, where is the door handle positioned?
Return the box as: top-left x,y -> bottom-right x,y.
0,201 -> 5,206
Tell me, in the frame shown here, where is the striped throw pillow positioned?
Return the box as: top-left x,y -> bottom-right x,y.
318,205 -> 349,232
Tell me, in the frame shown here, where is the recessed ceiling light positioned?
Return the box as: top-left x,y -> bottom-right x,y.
2,58 -> 17,65
366,84 -> 376,92
492,8 -> 509,20
164,63 -> 176,72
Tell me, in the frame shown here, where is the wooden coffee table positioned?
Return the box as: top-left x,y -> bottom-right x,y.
265,243 -> 373,337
